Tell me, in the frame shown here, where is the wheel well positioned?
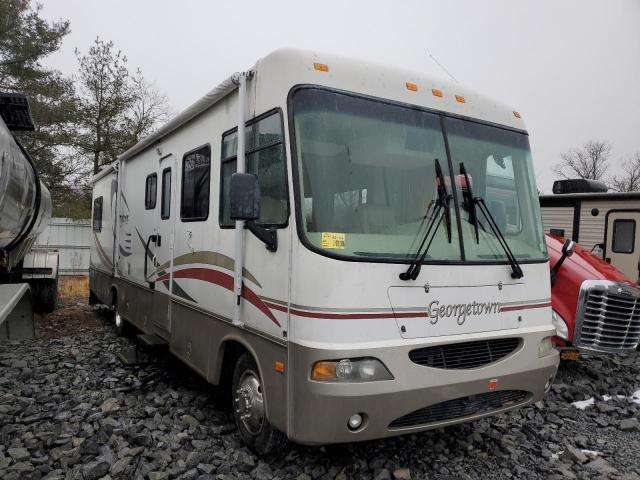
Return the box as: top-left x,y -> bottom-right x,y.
217,340 -> 250,389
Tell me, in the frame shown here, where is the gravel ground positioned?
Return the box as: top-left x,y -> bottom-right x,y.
1,304 -> 640,480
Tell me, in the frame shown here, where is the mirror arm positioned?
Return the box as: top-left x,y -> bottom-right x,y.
550,254 -> 568,287
246,222 -> 278,252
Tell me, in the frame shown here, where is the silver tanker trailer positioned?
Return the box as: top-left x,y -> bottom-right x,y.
0,93 -> 59,339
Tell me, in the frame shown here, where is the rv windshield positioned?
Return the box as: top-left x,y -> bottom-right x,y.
290,87 -> 547,263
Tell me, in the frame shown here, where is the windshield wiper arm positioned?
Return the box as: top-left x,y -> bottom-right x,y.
474,195 -> 524,279
400,159 -> 451,281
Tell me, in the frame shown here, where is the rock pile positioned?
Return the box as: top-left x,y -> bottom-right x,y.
0,307 -> 639,479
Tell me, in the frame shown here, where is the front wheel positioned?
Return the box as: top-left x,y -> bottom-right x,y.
232,353 -> 286,455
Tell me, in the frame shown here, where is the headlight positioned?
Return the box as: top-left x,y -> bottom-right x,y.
539,337 -> 555,357
311,358 -> 394,382
551,310 -> 569,340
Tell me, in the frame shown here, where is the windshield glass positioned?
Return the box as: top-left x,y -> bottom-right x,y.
444,117 -> 547,262
291,87 -> 547,263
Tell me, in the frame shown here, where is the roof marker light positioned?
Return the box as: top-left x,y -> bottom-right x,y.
314,63 -> 329,72
406,82 -> 418,92
513,111 -> 522,118
455,95 -> 466,104
432,89 -> 443,98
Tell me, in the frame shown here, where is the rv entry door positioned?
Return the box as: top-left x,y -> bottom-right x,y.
605,211 -> 640,282
153,154 -> 177,337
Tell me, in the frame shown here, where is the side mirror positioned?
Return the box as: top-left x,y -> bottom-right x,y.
562,239 -> 575,257
230,173 -> 260,221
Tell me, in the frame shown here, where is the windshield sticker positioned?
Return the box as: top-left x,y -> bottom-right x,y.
321,232 -> 346,249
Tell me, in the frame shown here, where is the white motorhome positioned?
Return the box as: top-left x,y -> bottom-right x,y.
90,49 -> 559,452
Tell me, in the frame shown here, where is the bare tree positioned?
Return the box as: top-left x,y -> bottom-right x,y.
553,140 -> 611,181
610,152 -> 640,192
74,38 -> 170,174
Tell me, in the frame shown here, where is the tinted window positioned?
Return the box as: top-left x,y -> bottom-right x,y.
220,111 -> 287,227
612,219 -> 635,253
161,168 -> 171,219
145,174 -> 157,209
181,145 -> 211,221
93,197 -> 103,232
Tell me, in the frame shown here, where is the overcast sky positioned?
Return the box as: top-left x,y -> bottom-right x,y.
40,0 -> 640,193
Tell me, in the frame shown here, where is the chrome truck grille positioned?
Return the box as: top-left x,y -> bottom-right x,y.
574,280 -> 640,353
389,390 -> 530,429
408,338 -> 521,369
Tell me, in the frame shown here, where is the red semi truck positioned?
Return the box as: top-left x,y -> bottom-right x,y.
547,233 -> 640,357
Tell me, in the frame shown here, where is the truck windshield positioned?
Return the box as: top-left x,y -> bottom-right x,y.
290,87 -> 547,264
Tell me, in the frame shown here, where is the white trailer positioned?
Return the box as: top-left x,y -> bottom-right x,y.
90,49 -> 559,452
0,93 -> 59,338
540,180 -> 640,282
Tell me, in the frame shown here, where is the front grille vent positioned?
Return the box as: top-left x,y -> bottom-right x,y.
408,338 -> 521,369
576,285 -> 640,352
389,390 -> 530,429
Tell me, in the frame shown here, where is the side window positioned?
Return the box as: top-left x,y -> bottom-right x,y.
181,145 -> 211,221
220,111 -> 288,227
145,174 -> 157,210
92,197 -> 103,232
612,219 -> 635,253
161,168 -> 171,219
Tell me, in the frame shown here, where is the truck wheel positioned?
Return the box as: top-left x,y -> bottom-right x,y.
32,279 -> 57,314
232,353 -> 286,456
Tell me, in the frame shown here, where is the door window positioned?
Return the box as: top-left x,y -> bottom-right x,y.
161,168 -> 171,219
612,219 -> 636,253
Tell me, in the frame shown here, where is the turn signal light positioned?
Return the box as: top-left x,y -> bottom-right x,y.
275,361 -> 285,373
455,95 -> 466,103
432,88 -> 443,97
513,111 -> 521,118
406,82 -> 418,92
311,361 -> 336,380
314,63 -> 329,72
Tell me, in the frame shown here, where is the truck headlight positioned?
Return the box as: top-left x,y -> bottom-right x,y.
311,358 -> 394,382
539,337 -> 555,357
551,310 -> 569,340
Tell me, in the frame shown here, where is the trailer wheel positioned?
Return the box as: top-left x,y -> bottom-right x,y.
232,353 -> 286,455
32,279 -> 57,314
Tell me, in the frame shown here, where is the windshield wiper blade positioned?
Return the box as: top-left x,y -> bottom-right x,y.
460,163 -> 479,244
474,195 -> 524,279
399,159 -> 451,281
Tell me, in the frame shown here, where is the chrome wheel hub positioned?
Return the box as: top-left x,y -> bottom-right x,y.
234,371 -> 264,435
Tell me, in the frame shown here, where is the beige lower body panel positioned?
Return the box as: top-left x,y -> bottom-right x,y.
288,328 -> 559,444
89,272 -> 288,434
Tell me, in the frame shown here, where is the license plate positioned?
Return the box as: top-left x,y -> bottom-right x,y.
561,351 -> 581,361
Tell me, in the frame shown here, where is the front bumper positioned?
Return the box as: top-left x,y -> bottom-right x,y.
288,327 -> 558,444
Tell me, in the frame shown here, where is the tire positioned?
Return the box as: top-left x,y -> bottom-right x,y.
232,353 -> 287,455
32,279 -> 58,314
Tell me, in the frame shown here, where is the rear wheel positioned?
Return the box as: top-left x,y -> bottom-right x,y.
232,353 -> 286,455
31,279 -> 57,313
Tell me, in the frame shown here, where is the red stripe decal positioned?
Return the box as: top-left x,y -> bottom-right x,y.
162,268 -> 280,327
263,301 -> 426,320
500,302 -> 551,312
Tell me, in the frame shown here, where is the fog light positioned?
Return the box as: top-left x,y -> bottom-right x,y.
348,413 -> 363,430
538,337 -> 555,357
